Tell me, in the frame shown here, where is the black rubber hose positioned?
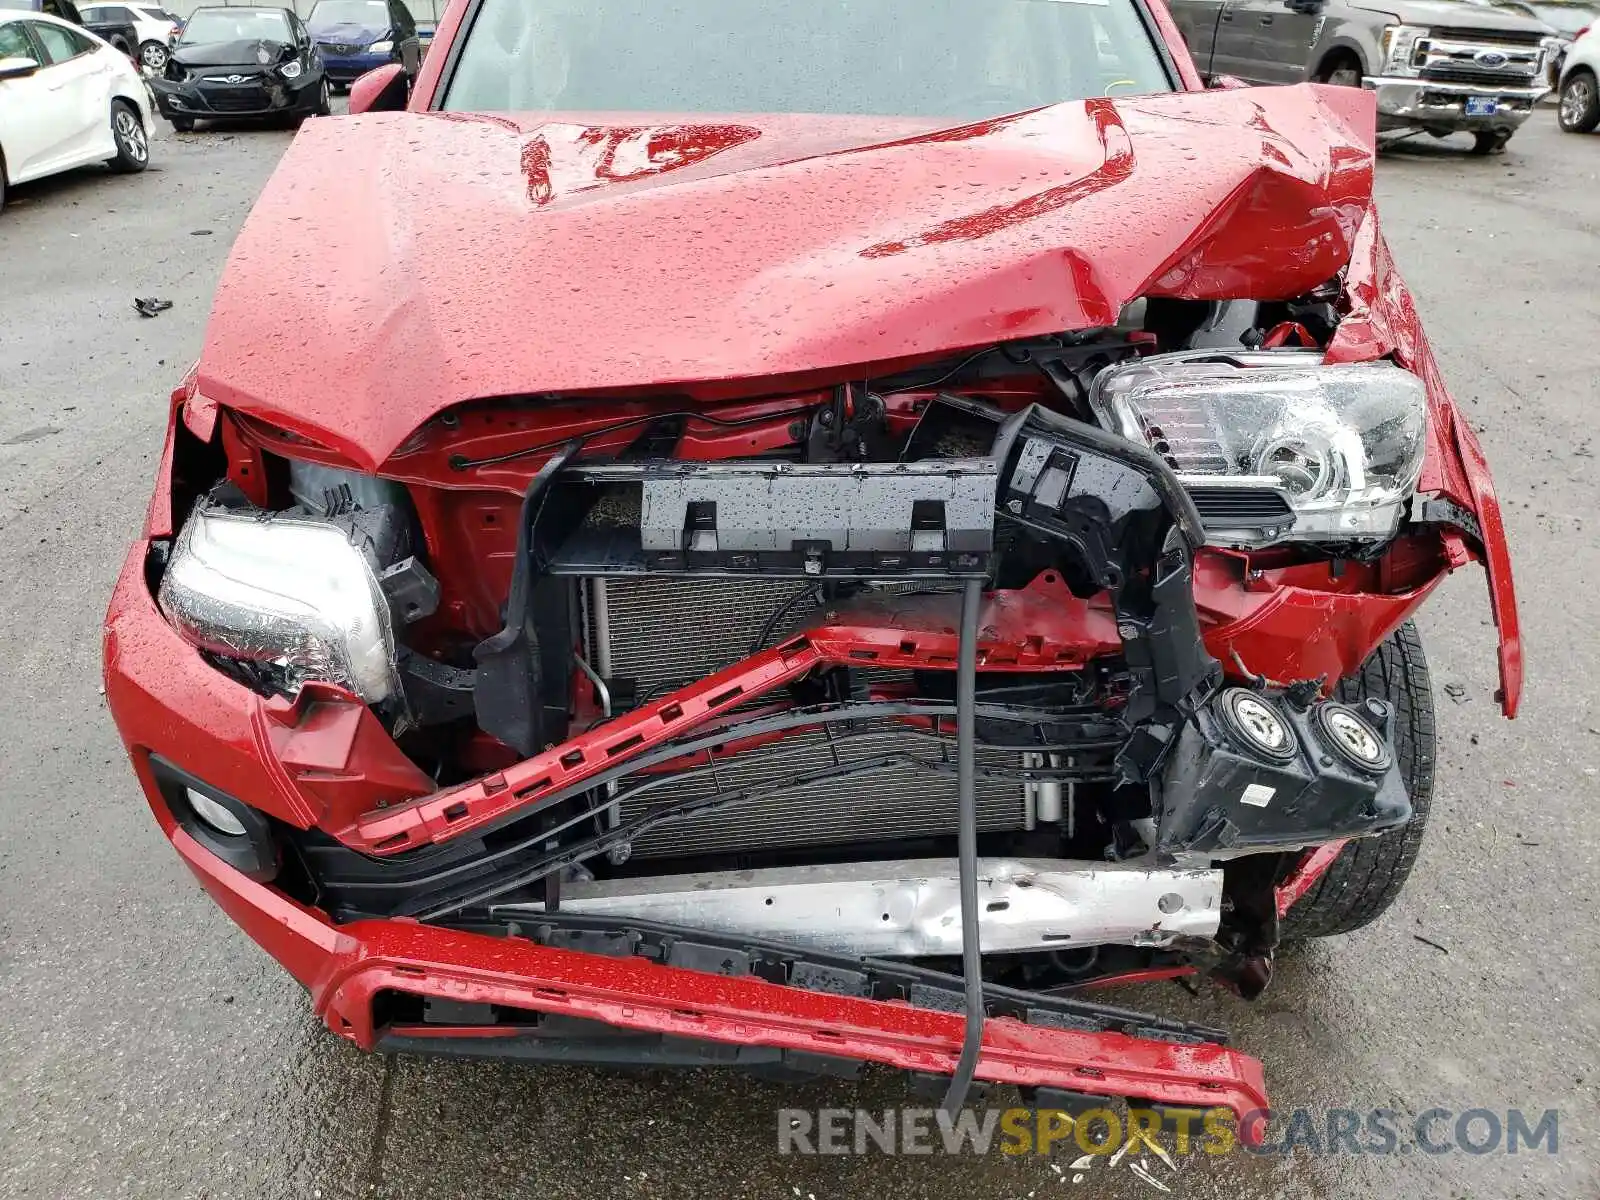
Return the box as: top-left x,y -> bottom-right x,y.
940,576 -> 986,1117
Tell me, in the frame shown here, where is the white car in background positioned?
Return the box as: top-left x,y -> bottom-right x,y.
1558,23 -> 1600,130
79,2 -> 179,71
0,9 -> 150,213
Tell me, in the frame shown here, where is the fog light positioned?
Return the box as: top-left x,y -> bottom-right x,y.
1215,687 -> 1298,761
149,756 -> 279,881
1314,704 -> 1393,775
185,787 -> 247,837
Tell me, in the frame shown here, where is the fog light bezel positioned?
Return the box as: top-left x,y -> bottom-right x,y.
149,755 -> 280,881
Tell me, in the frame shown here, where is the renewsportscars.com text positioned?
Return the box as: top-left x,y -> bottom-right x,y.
777,1106 -> 1560,1157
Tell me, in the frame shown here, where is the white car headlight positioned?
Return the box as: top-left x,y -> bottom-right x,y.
158,504 -> 399,702
279,59 -> 303,79
368,38 -> 393,53
1380,24 -> 1430,75
1089,351 -> 1428,547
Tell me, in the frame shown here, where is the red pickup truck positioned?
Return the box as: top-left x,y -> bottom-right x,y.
104,0 -> 1520,1133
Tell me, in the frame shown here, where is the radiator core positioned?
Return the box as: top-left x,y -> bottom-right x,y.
588,577 -> 1028,860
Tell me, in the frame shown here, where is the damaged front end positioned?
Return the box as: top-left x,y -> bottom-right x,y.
105,86 -> 1519,1132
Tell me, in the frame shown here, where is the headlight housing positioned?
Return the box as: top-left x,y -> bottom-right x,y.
158,503 -> 399,703
1380,24 -> 1430,75
369,38 -> 393,53
1089,351 -> 1428,548
280,60 -> 303,79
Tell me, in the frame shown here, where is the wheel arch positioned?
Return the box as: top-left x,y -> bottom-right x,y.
1561,60 -> 1598,91
1312,40 -> 1368,81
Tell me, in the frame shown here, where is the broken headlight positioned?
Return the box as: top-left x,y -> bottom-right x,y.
1089,351 -> 1428,547
158,503 -> 399,703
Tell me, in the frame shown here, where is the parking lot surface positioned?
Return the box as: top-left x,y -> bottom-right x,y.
1,113 -> 1597,1199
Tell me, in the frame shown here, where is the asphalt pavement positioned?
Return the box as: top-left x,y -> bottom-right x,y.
1,111 -> 1597,1200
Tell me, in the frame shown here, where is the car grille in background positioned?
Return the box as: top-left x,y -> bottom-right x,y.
1427,26 -> 1547,46
590,576 -> 1030,859
201,85 -> 270,112
1419,65 -> 1533,87
321,42 -> 361,54
1416,31 -> 1543,88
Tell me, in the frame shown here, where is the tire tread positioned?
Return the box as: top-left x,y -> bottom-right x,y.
1282,621 -> 1436,939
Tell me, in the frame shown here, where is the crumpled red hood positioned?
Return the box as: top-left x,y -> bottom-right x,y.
198,84 -> 1376,469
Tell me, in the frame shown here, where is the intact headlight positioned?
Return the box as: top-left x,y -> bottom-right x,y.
158,503 -> 399,703
1089,351 -> 1428,547
1380,24 -> 1430,75
280,60 -> 303,79
369,38 -> 393,53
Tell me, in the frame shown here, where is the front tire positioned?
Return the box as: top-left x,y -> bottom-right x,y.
1316,53 -> 1364,88
139,39 -> 167,72
1281,622 -> 1436,939
107,99 -> 149,173
1559,68 -> 1600,133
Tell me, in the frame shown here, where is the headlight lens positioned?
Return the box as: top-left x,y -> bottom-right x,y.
1380,24 -> 1430,75
1089,351 -> 1428,547
158,503 -> 399,702
280,60 -> 303,79
369,38 -> 393,53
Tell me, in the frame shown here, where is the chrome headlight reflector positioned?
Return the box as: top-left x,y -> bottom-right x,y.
1090,351 -> 1428,548
158,504 -> 399,703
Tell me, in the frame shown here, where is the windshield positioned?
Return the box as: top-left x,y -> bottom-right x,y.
441,0 -> 1171,117
309,0 -> 388,29
179,7 -> 291,43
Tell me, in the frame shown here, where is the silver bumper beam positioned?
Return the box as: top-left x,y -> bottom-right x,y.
501,859 -> 1222,956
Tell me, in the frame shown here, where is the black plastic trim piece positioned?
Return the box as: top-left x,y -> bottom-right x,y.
471,440 -> 582,756
148,754 -> 279,882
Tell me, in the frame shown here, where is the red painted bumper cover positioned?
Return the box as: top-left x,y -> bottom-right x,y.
170,825 -> 1270,1132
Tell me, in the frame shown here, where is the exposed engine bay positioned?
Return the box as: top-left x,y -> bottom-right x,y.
151,293 -> 1470,1008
